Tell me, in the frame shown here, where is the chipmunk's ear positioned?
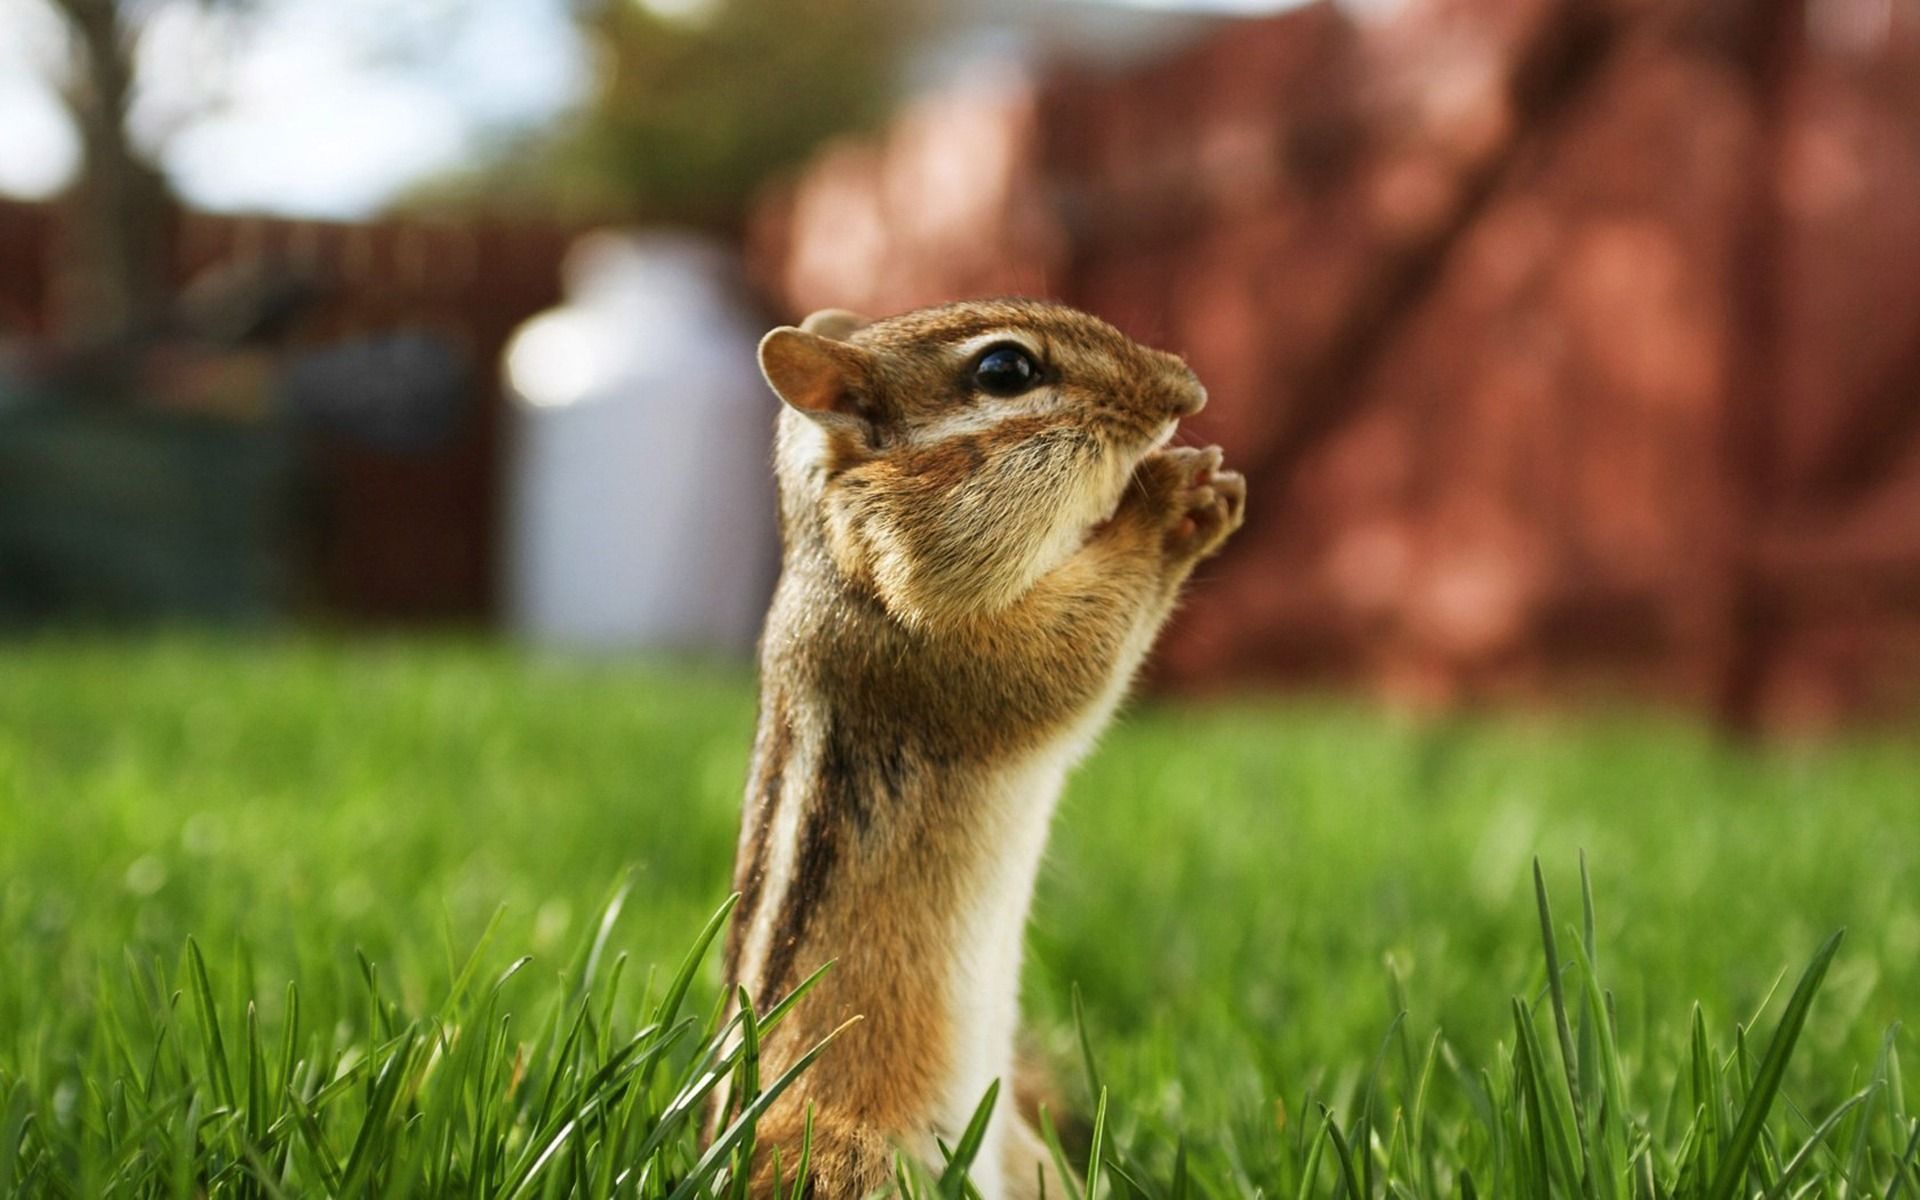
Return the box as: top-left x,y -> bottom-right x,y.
798,308 -> 872,341
759,326 -> 875,422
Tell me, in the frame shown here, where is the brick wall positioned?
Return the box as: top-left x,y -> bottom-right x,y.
749,0 -> 1920,727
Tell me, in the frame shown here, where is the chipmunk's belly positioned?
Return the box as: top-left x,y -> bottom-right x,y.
936,736 -> 1082,1197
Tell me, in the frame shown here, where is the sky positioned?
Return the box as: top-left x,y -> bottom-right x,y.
0,0 -> 1301,220
0,0 -> 584,215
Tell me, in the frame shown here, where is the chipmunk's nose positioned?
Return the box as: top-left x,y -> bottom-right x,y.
1160,358 -> 1208,417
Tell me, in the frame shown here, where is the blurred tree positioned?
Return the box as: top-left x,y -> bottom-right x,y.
41,0 -> 271,347
40,0 -> 912,342
46,0 -> 182,346
407,0 -> 916,227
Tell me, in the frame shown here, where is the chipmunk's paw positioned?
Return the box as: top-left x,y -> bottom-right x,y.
1130,445 -> 1245,563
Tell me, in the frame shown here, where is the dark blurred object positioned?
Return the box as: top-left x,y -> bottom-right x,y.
281,331 -> 471,454
751,0 -> 1920,730
0,398 -> 295,625
167,258 -> 479,455
175,257 -> 329,347
0,201 -> 578,624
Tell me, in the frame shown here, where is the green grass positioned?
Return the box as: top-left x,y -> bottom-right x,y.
1,635 -> 1917,1196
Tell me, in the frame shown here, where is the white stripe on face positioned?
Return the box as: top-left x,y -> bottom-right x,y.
912,394 -> 1061,445
912,330 -> 1058,446
950,330 -> 1043,363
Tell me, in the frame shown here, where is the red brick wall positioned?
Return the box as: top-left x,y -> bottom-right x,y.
749,0 -> 1920,728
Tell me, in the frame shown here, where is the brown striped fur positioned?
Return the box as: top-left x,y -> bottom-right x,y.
718,299 -> 1245,1197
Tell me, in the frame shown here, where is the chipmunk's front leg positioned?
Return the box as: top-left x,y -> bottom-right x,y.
1093,443 -> 1245,679
1110,443 -> 1246,596
1064,444 -> 1243,626
991,445 -> 1245,716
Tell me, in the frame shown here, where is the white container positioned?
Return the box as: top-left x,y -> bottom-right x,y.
503,230 -> 777,654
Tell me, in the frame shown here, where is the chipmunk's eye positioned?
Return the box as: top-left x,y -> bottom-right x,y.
972,344 -> 1041,397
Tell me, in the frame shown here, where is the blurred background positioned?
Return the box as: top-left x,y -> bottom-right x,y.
2,0 -> 1917,733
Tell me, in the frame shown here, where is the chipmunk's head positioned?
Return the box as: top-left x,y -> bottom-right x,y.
759,298 -> 1206,627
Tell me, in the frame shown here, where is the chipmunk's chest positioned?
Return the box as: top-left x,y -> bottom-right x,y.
927,734 -> 1085,1165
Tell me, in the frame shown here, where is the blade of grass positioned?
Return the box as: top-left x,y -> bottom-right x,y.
1317,1104 -> 1364,1200
788,1106 -> 815,1200
1884,1117 -> 1920,1200
654,894 -> 739,1030
937,1079 -> 1001,1199
183,939 -> 236,1112
1535,859 -> 1595,1198
1039,1105 -> 1084,1200
664,1016 -> 859,1200
1705,929 -> 1845,1200
1073,985 -> 1104,1104
1757,1089 -> 1870,1200
1291,1113 -> 1329,1200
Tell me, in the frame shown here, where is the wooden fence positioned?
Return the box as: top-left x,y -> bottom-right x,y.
1,198 -> 580,621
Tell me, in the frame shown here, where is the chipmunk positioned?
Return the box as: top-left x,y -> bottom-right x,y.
717,298 -> 1245,1198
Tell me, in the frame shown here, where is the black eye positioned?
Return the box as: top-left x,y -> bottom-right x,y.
972,345 -> 1041,396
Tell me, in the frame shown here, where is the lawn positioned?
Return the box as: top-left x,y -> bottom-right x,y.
1,636 -> 1916,1196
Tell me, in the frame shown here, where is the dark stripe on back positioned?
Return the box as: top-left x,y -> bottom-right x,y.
755,790 -> 840,1012
874,739 -> 907,810
751,715 -> 912,1010
817,716 -> 866,831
